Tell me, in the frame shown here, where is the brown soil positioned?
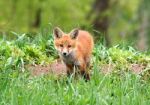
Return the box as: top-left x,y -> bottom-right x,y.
26,58 -> 148,77
130,64 -> 145,74
101,63 -> 147,74
26,59 -> 67,77
101,64 -> 114,74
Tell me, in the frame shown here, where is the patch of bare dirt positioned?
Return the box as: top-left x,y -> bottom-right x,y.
26,59 -> 67,77
101,64 -> 115,74
26,58 -> 148,78
101,63 -> 147,75
130,64 -> 145,74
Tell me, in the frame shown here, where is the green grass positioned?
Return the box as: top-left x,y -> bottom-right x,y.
0,32 -> 150,105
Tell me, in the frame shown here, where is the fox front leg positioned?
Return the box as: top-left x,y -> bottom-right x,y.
66,64 -> 74,76
78,61 -> 90,81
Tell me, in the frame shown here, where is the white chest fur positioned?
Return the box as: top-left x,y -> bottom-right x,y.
61,51 -> 80,66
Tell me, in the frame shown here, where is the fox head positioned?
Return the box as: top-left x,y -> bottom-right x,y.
53,27 -> 79,57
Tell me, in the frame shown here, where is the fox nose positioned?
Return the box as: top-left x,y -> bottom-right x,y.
63,52 -> 67,56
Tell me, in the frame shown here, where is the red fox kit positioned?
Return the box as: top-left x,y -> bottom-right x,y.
53,27 -> 94,80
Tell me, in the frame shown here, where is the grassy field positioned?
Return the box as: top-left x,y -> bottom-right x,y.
0,31 -> 150,105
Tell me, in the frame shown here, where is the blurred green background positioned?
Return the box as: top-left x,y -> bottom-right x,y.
0,0 -> 150,50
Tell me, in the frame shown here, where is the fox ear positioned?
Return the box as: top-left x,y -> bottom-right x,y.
70,28 -> 79,39
53,27 -> 64,39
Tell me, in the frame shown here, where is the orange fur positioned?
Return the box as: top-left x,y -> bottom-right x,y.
53,27 -> 94,80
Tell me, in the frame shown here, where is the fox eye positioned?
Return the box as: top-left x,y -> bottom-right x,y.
68,45 -> 71,48
60,44 -> 63,47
